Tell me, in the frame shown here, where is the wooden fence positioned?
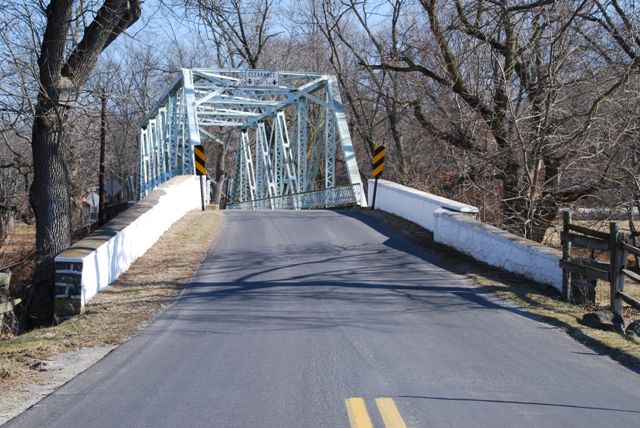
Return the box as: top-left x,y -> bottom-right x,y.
0,272 -> 21,329
560,211 -> 640,328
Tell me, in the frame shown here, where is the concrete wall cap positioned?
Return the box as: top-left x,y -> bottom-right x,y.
436,210 -> 562,259
370,179 -> 479,213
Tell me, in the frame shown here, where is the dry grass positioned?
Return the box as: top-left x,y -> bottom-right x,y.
543,218 -> 640,249
0,208 -> 223,390
359,209 -> 640,372
0,224 -> 35,282
0,224 -> 35,261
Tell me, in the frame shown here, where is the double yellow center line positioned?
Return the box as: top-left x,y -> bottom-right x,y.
345,397 -> 408,428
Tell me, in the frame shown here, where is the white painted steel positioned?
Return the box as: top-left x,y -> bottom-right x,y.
139,68 -> 366,208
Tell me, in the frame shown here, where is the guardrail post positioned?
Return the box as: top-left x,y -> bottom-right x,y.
0,272 -> 10,327
561,211 -> 572,302
609,222 -> 625,330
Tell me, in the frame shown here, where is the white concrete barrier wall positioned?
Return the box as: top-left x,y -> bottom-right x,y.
73,176 -> 205,306
368,179 -> 562,290
367,179 -> 478,231
433,209 -> 562,290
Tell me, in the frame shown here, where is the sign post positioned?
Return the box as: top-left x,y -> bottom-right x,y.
371,145 -> 385,210
194,145 -> 206,211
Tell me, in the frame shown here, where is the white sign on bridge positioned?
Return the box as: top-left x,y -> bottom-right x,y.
243,69 -> 279,88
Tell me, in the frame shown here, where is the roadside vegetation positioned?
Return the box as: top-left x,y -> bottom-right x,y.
0,208 -> 222,396
362,209 -> 640,372
1,0 -> 639,344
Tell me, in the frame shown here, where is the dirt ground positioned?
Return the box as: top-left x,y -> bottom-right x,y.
0,208 -> 223,424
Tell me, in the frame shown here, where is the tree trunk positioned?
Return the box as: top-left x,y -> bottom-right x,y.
212,145 -> 228,205
25,0 -> 141,325
28,106 -> 72,325
527,201 -> 558,243
499,158 -> 527,237
501,168 -> 557,243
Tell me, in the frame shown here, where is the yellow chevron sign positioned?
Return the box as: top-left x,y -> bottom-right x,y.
194,145 -> 206,176
372,146 -> 385,178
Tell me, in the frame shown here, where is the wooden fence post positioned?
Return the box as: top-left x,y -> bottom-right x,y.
0,272 -> 10,328
609,222 -> 625,330
562,211 -> 572,302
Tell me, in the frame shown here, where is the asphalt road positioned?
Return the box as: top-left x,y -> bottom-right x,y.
6,210 -> 640,427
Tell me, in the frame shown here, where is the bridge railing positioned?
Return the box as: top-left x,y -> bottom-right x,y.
226,185 -> 360,210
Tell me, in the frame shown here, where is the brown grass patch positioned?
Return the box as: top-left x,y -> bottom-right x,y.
0,208 -> 223,392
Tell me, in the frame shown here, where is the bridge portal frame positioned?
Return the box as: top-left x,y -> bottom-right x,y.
138,68 -> 366,209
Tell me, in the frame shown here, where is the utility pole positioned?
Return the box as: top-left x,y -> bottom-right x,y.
98,89 -> 107,224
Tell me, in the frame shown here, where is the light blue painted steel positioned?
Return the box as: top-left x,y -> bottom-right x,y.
296,100 -> 308,192
138,68 -> 366,207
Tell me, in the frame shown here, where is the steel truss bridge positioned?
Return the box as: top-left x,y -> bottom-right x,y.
138,68 -> 367,209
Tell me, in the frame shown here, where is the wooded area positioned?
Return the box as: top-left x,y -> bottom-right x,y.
1,0 -> 640,323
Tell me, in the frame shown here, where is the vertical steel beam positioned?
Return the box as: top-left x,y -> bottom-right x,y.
271,118 -> 283,196
231,146 -> 242,202
157,107 -> 167,180
182,68 -> 201,175
254,128 -> 264,199
275,111 -> 299,195
148,120 -> 158,187
168,95 -> 178,174
324,87 -> 336,190
138,127 -> 149,199
307,116 -> 323,191
257,122 -> 277,201
178,88 -> 187,175
241,130 -> 256,201
296,100 -> 308,192
326,76 -> 366,206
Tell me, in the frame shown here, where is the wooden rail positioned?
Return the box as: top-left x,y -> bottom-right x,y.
560,211 -> 607,303
618,291 -> 640,311
0,298 -> 22,314
0,272 -> 20,327
560,211 -> 640,329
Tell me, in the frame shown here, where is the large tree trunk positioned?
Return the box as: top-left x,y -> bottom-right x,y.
28,105 -> 72,324
26,0 -> 140,324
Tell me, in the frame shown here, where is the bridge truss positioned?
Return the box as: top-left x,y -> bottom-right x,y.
138,68 -> 366,209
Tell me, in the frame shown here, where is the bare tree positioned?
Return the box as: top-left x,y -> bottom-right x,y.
27,0 -> 141,323
319,0 -> 634,241
181,0 -> 277,204
186,0 -> 276,68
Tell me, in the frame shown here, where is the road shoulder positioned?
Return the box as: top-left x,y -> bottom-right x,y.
0,208 -> 223,425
